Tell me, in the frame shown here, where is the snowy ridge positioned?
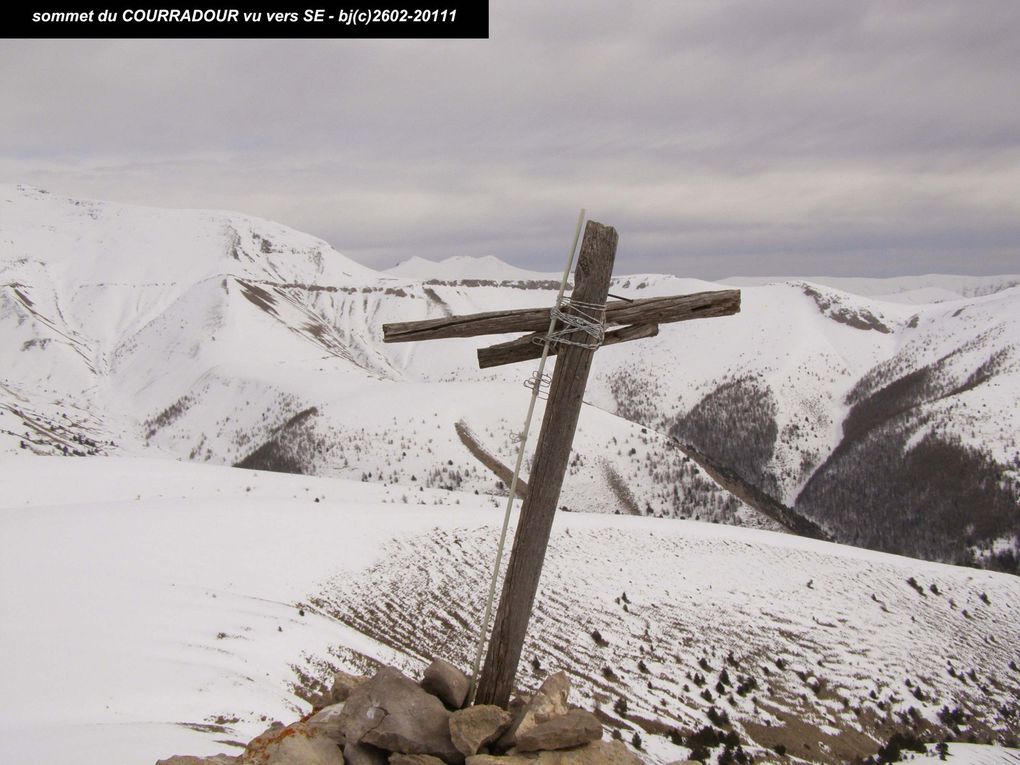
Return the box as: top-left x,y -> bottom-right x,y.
721,274 -> 1020,302
2,188 -> 1020,765
385,254 -> 560,282
1,458 -> 1018,765
2,185 -> 1018,568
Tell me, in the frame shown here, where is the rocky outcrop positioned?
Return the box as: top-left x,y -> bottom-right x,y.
157,666 -> 632,765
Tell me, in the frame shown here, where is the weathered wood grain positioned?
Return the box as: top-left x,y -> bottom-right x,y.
474,220 -> 618,709
476,323 -> 659,368
382,289 -> 740,343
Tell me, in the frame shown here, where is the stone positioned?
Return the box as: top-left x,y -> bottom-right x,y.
535,673 -> 570,709
450,705 -> 513,756
536,741 -> 643,765
345,742 -> 391,765
242,721 -> 343,765
333,670 -> 368,703
515,710 -> 602,752
308,702 -> 347,744
339,666 -> 461,763
421,659 -> 470,709
245,722 -> 285,749
467,743 -> 642,765
466,756 -> 533,765
155,756 -> 239,764
495,673 -> 571,750
310,691 -> 335,710
390,755 -> 449,765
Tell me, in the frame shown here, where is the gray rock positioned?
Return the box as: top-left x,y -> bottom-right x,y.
155,756 -> 239,764
339,666 -> 461,763
242,721 -> 343,765
449,705 -> 512,756
495,673 -> 571,750
310,691 -> 335,710
421,659 -> 470,709
333,670 -> 368,703
536,741 -> 642,765
390,755 -> 449,765
515,709 -> 602,752
345,742 -> 390,765
308,702 -> 347,744
466,756 -> 532,765
467,741 -> 642,765
535,673 -> 570,709
466,756 -> 533,765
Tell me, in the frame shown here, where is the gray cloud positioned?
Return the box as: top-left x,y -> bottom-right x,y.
2,0 -> 1019,277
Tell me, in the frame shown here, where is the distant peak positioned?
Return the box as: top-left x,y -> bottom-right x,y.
384,254 -> 557,281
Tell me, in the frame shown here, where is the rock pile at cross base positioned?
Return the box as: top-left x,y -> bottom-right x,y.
157,661 -> 653,765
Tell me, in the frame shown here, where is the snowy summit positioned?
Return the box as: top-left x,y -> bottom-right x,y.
1,187 -> 1018,765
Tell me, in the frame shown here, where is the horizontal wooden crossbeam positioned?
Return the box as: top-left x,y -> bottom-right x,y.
477,323 -> 659,368
382,289 -> 741,345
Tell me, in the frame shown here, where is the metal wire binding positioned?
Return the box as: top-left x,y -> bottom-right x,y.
534,296 -> 607,349
523,370 -> 553,400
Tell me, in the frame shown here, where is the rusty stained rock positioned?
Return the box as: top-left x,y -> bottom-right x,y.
242,720 -> 343,765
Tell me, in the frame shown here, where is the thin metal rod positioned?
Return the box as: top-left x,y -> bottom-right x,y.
467,208 -> 586,702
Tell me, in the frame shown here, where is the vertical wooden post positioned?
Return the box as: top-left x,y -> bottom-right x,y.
474,221 -> 618,708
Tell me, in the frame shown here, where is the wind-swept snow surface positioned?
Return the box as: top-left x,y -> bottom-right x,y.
3,188 -> 1020,765
1,459 -> 1018,765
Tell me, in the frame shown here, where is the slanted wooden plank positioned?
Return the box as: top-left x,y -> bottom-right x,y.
474,220 -> 618,709
477,323 -> 659,368
382,289 -> 740,343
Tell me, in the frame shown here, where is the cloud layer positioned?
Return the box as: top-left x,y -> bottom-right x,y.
3,1 -> 1019,277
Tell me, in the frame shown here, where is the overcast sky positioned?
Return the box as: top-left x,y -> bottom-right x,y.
2,1 -> 1019,277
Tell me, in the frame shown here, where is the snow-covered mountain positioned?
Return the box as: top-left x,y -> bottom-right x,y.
385,254 -> 560,282
2,186 -> 1020,765
2,184 -> 1018,570
722,274 -> 1020,304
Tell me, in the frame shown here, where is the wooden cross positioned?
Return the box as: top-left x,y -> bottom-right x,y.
382,221 -> 740,708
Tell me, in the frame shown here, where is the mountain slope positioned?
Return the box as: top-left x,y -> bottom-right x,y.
2,185 -> 1018,569
2,458 -> 1018,765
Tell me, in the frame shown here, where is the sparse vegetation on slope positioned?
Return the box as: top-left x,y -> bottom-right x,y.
798,345 -> 1020,572
670,376 -> 781,499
